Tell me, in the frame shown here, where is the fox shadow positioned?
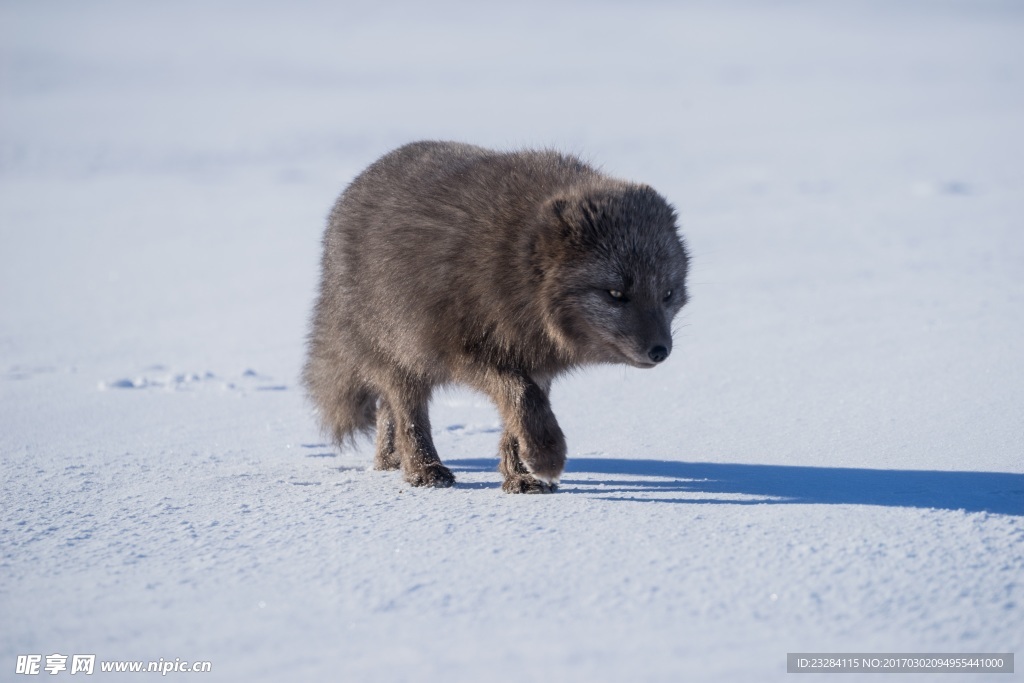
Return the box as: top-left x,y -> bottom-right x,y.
448,457 -> 1023,516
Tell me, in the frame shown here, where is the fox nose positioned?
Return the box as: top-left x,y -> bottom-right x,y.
648,345 -> 669,363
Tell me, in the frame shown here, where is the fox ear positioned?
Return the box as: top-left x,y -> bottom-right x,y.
548,197 -> 585,245
550,197 -> 570,224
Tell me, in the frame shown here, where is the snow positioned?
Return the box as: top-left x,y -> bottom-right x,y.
2,1 -> 1022,681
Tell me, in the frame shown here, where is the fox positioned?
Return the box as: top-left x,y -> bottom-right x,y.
303,141 -> 689,493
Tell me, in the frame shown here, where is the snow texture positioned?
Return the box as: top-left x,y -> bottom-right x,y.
1,1 -> 1022,681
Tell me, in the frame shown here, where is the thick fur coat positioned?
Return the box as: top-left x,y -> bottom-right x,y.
304,141 -> 689,493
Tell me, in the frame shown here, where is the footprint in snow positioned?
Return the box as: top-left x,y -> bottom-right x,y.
99,367 -> 287,393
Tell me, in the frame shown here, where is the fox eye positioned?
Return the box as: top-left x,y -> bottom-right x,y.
663,289 -> 673,302
608,289 -> 625,300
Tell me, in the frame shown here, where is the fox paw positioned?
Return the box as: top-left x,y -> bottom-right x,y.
502,474 -> 558,494
405,462 -> 456,488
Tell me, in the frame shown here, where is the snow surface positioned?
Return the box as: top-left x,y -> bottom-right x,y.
2,1 -> 1022,681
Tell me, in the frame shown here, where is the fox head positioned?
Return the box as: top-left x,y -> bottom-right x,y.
535,183 -> 690,368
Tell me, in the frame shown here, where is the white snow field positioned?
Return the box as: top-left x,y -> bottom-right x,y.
2,1 -> 1022,681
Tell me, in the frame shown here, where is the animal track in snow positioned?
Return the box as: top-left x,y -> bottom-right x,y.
912,180 -> 974,197
99,367 -> 288,393
4,365 -> 65,381
445,423 -> 502,436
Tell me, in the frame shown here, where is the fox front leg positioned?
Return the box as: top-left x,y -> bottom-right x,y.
498,430 -> 558,494
484,372 -> 565,493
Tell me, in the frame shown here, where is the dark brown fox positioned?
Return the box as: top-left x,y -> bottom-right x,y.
303,141 -> 689,493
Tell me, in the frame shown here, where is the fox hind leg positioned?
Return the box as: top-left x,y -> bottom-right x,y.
373,399 -> 400,471
386,385 -> 455,488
